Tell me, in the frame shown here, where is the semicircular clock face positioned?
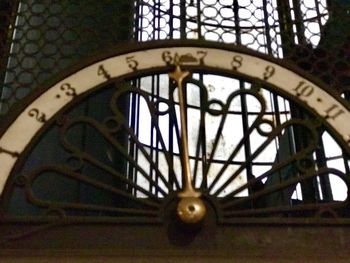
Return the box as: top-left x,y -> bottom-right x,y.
0,41 -> 349,224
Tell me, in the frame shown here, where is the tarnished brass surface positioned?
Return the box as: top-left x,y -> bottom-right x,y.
169,65 -> 205,223
176,197 -> 206,224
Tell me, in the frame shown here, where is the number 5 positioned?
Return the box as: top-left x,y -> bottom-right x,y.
126,56 -> 139,71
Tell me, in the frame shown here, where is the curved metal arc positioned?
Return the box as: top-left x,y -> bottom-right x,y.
211,118 -> 319,197
111,84 -> 181,190
219,120 -> 320,204
0,44 -> 350,208
70,151 -> 163,202
0,41 -> 349,224
59,116 -> 170,197
220,167 -> 348,216
23,166 -> 160,214
220,154 -> 299,206
207,89 -> 267,193
184,78 -> 210,188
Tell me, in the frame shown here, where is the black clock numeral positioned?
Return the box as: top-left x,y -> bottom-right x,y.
293,81 -> 314,98
60,83 -> 77,97
98,64 -> 111,80
126,56 -> 139,71
56,83 -> 77,99
28,108 -> 47,123
324,104 -> 345,120
162,50 -> 173,65
161,50 -> 207,66
263,65 -> 275,80
231,55 -> 243,70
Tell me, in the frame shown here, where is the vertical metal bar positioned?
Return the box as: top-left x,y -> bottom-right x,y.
234,1 -> 255,199
276,0 -> 295,57
263,1 -> 291,201
168,81 -> 175,189
343,152 -> 350,175
0,0 -> 20,89
199,86 -> 207,188
315,132 -> 333,201
292,0 -> 307,45
276,0 -> 318,203
233,0 -> 241,43
168,80 -> 181,190
239,84 -> 254,199
0,0 -> 20,114
262,0 -> 273,55
314,0 -> 323,31
194,0 -> 204,186
192,82 -> 207,188
169,0 -> 174,39
155,74 -> 161,196
271,94 -> 290,204
156,0 -> 161,39
135,86 -> 141,197
196,0 -> 202,39
152,0 -> 157,40
150,75 -> 155,194
139,0 -> 145,41
128,79 -> 142,197
180,0 -> 187,39
131,0 -> 142,197
133,0 -> 141,40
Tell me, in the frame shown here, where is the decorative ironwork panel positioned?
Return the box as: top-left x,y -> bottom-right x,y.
0,0 -> 350,250
0,42 -> 349,224
0,0 -> 134,114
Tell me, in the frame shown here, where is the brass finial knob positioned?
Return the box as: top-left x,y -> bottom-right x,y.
177,197 -> 206,224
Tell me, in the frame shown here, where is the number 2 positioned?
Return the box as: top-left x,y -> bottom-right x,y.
28,109 -> 46,123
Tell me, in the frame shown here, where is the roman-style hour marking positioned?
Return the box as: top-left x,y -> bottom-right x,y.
324,104 -> 345,120
293,81 -> 314,98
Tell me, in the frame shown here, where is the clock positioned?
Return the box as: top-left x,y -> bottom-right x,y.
0,41 -> 350,251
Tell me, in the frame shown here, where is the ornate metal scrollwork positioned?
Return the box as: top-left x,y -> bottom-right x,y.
3,66 -> 348,227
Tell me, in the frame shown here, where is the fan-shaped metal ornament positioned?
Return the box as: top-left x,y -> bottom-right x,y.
0,41 -> 349,226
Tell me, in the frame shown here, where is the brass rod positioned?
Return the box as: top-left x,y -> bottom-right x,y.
169,65 -> 200,198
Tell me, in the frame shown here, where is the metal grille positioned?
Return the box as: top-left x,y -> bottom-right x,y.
133,0 -> 350,202
1,1 -> 349,112
0,0 -> 134,114
0,0 -> 350,227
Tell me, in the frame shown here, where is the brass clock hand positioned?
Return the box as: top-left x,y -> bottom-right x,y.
169,65 -> 206,224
